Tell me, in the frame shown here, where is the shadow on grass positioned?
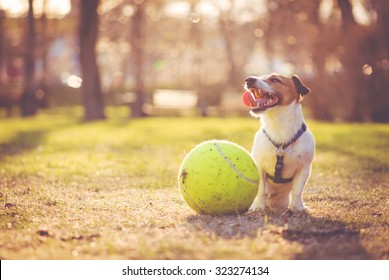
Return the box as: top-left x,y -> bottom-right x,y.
0,130 -> 48,161
0,118 -> 103,162
316,129 -> 389,173
276,212 -> 371,260
317,143 -> 389,173
187,211 -> 371,259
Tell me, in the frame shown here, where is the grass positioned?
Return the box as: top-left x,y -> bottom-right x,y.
0,107 -> 388,259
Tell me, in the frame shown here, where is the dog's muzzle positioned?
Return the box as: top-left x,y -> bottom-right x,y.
243,77 -> 280,112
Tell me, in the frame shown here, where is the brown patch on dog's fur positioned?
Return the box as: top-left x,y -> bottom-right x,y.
262,74 -> 310,106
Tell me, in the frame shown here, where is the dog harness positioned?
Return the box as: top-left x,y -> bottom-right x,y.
263,123 -> 307,184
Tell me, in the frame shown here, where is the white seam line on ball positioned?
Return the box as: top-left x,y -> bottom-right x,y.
213,143 -> 258,185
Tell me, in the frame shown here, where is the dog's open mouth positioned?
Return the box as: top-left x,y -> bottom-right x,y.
242,88 -> 280,112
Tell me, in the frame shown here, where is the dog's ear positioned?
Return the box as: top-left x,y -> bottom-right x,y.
292,75 -> 310,96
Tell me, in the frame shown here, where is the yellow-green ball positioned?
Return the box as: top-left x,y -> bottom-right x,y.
178,140 -> 259,215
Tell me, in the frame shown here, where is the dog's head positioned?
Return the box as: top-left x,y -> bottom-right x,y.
243,73 -> 310,116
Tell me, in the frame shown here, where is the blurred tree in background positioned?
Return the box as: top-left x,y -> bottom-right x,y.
20,0 -> 38,116
79,0 -> 105,120
0,0 -> 388,121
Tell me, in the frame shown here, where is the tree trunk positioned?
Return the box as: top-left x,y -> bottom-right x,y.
219,18 -> 239,87
371,0 -> 389,122
79,0 -> 105,121
20,0 -> 38,116
337,0 -> 357,30
0,11 -> 4,74
130,2 -> 147,118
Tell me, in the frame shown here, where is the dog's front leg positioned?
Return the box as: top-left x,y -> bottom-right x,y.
290,165 -> 312,211
250,170 -> 266,211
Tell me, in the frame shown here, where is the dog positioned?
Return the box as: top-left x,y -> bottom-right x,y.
244,73 -> 315,212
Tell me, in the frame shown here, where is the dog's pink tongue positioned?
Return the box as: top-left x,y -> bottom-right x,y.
242,91 -> 255,107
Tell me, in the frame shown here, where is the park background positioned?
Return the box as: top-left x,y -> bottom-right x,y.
0,0 -> 388,121
0,0 -> 388,260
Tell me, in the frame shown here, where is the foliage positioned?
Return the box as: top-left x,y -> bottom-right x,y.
1,0 -> 389,121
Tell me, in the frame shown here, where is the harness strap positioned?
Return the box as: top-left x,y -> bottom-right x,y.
263,123 -> 307,150
263,123 -> 307,184
266,173 -> 293,184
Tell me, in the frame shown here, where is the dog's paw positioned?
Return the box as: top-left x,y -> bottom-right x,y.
289,203 -> 310,213
249,199 -> 266,212
289,197 -> 309,211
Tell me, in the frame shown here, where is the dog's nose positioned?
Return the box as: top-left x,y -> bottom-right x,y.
245,76 -> 257,86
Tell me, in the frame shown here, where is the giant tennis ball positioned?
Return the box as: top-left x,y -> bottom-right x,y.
178,140 -> 259,215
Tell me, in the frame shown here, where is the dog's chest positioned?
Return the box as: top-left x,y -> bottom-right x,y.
264,148 -> 300,178
252,133 -> 303,178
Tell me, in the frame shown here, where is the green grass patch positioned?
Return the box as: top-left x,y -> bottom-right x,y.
0,108 -> 388,259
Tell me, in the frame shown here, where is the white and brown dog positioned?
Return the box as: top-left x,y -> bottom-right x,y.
243,73 -> 315,212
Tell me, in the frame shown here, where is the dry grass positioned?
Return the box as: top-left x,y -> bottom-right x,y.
0,108 -> 388,259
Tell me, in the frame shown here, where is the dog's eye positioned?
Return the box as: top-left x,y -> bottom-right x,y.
270,77 -> 281,83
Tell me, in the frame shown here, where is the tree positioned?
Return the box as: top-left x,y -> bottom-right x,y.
214,0 -> 246,87
20,0 -> 38,116
129,0 -> 147,118
261,0 -> 389,122
79,0 -> 105,120
0,10 -> 4,75
369,0 -> 389,121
